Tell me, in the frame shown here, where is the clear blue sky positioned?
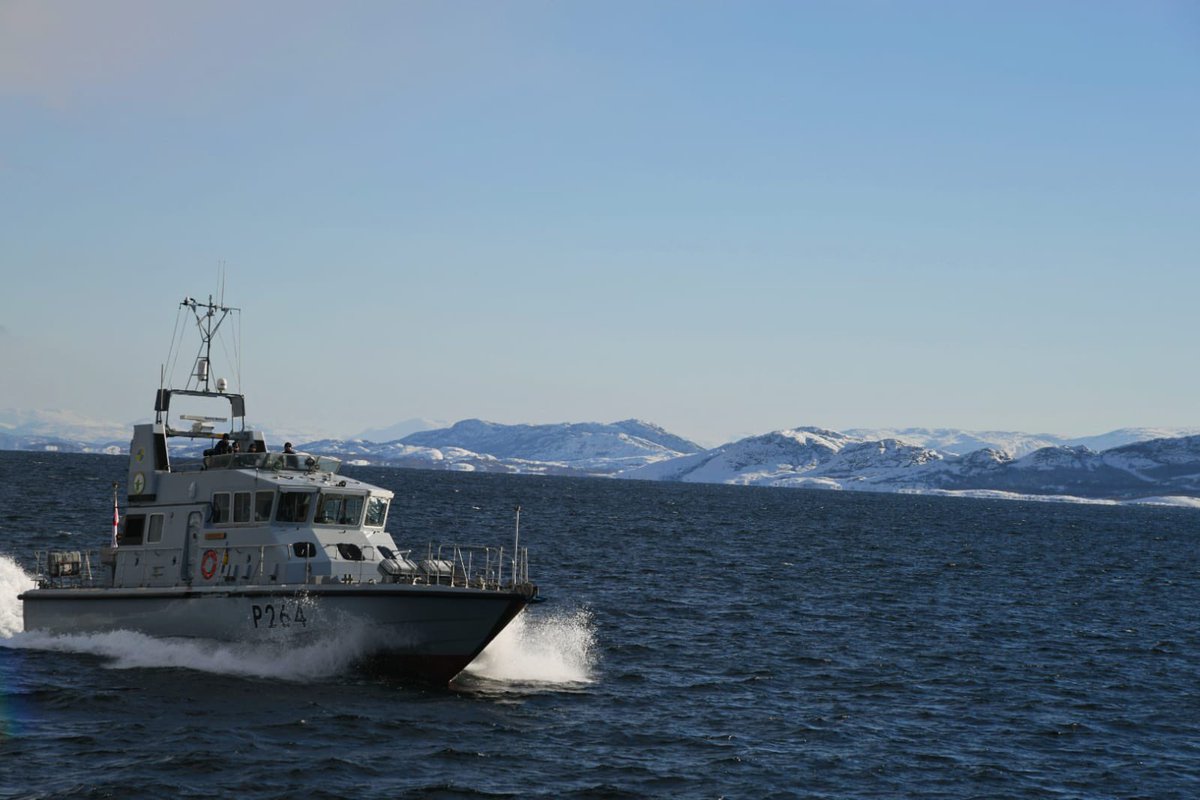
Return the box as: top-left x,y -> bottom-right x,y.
2,1 -> 1197,445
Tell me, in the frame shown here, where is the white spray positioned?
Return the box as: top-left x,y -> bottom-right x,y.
0,555 -> 36,638
9,628 -> 371,681
463,607 -> 597,685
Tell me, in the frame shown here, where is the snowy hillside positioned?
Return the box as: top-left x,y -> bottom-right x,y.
628,429 -> 1200,503
845,426 -> 1200,458
5,409 -> 1200,504
844,427 -> 1062,458
399,418 -> 701,472
0,408 -> 130,446
1069,427 -> 1200,453
624,428 -> 951,489
269,419 -> 701,475
625,429 -> 1200,503
627,428 -> 854,485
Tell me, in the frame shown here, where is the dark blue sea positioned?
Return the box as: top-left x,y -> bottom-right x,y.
1,450 -> 1199,799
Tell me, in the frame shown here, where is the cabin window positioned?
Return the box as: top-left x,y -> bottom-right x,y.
146,514 -> 165,544
277,492 -> 312,523
254,491 -> 274,522
211,493 -> 231,524
233,491 -> 252,523
315,493 -> 364,526
123,514 -> 146,546
365,497 -> 388,528
292,541 -> 316,558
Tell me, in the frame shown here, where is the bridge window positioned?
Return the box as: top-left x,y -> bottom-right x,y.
213,492 -> 271,525
277,492 -> 312,523
234,491 -> 252,523
315,493 -> 364,526
365,496 -> 388,528
255,491 -> 274,522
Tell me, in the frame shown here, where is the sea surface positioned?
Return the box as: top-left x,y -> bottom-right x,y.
1,450 -> 1198,799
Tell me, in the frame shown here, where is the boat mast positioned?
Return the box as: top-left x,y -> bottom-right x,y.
181,295 -> 239,393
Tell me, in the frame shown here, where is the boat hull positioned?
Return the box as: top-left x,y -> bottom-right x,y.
20,583 -> 527,684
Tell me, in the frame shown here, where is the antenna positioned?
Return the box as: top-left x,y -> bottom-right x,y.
180,294 -> 240,392
513,505 -> 521,585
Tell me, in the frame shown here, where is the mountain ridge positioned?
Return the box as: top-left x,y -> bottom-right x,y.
621,427 -> 1200,505
5,411 -> 1200,505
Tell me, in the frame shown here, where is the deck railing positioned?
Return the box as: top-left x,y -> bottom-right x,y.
170,452 -> 343,474
32,541 -> 532,593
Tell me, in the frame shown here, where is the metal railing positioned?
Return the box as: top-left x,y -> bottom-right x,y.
418,543 -> 531,591
170,452 -> 343,474
33,539 -> 531,593
32,550 -> 96,588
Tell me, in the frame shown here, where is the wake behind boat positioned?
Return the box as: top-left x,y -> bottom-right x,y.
19,294 -> 537,684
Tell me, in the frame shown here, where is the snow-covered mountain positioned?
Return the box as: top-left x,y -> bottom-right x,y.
5,410 -> 1200,504
254,419 -> 702,475
0,431 -> 125,455
844,427 -> 1063,458
398,418 -> 701,472
844,426 -> 1200,458
626,428 -> 948,489
625,428 -> 1200,504
627,427 -> 852,486
0,408 -> 130,446
0,412 -> 700,474
1067,427 -> 1200,453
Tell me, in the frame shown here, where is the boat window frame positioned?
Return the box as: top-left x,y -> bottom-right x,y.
211,492 -> 231,524
233,491 -> 253,523
212,490 -> 272,526
314,491 -> 365,527
276,491 -> 313,524
145,513 -> 165,544
365,496 -> 389,528
254,490 -> 274,522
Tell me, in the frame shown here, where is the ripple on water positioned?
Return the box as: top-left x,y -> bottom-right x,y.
2,454 -> 1200,798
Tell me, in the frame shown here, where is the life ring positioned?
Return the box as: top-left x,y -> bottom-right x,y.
200,549 -> 219,579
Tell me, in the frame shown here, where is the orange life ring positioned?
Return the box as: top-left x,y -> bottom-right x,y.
200,549 -> 219,579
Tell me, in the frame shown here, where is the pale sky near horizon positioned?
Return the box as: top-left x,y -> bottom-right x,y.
1,1 -> 1198,446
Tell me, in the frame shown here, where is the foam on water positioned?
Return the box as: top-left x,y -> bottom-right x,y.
0,555 -> 36,638
0,554 -> 371,679
462,606 -> 596,686
4,628 -> 371,680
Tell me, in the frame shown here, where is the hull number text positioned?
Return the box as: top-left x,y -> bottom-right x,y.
251,602 -> 308,629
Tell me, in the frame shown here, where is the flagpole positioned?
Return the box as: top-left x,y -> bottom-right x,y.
111,481 -> 119,547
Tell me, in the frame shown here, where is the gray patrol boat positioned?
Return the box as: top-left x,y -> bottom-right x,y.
20,295 -> 536,683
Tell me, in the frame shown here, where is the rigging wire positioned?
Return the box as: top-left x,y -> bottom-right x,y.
235,309 -> 243,392
164,304 -> 186,390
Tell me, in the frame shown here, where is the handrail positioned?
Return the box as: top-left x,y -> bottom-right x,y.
34,537 -> 530,592
169,451 -> 343,474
